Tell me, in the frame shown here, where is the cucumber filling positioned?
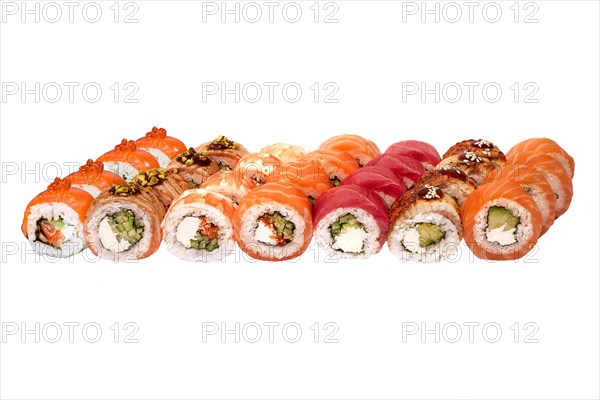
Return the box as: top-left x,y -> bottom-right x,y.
177,216 -> 220,251
330,213 -> 367,253
486,206 -> 520,246
99,210 -> 144,252
402,223 -> 445,252
255,212 -> 295,246
35,217 -> 74,249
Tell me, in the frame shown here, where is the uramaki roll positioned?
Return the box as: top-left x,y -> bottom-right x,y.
366,153 -> 425,188
98,139 -> 160,181
461,180 -> 542,261
130,168 -> 190,210
66,159 -> 125,198
313,185 -> 389,259
303,148 -> 360,186
385,140 -> 441,170
166,148 -> 219,188
319,134 -> 381,166
436,151 -> 497,186
415,166 -> 477,207
201,170 -> 257,206
233,181 -> 313,261
22,178 -> 94,258
196,135 -> 249,170
84,182 -> 166,261
443,139 -> 506,168
260,143 -> 307,164
275,158 -> 333,205
235,152 -> 282,185
135,126 -> 187,168
340,166 -> 406,209
162,189 -> 236,262
506,138 -> 574,178
388,184 -> 462,263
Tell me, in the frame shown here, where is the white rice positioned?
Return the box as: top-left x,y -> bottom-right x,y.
139,147 -> 171,168
388,212 -> 461,263
314,207 -> 382,259
24,202 -> 86,258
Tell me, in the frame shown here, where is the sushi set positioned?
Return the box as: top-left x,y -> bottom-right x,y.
21,129 -> 575,263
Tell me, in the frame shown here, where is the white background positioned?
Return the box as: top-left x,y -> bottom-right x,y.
1,1 -> 599,399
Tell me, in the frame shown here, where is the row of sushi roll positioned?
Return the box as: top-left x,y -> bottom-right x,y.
21,129 -> 574,263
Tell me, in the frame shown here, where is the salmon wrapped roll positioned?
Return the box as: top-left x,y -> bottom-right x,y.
162,189 -> 236,262
341,166 -> 406,209
319,134 -> 381,166
415,166 -> 477,207
98,139 -> 160,181
506,138 -> 574,178
385,140 -> 441,170
196,135 -> 249,170
313,185 -> 389,259
135,126 -> 187,168
235,153 -> 282,185
233,181 -> 313,261
260,143 -> 306,164
303,148 -> 360,186
66,159 -> 125,197
443,139 -> 506,168
130,168 -> 190,210
366,153 -> 425,188
388,184 -> 462,263
276,158 -> 333,205
22,178 -> 94,258
506,151 -> 573,218
166,148 -> 219,188
461,180 -> 542,261
84,182 -> 165,261
436,151 -> 497,186
201,170 -> 257,205
485,165 -> 557,235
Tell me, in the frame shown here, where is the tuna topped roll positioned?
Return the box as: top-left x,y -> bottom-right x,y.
313,185 -> 389,259
385,140 -> 441,170
340,166 -> 406,209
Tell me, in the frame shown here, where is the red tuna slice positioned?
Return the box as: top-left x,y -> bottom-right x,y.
366,153 -> 425,188
341,166 -> 406,209
313,184 -> 390,248
385,140 -> 441,169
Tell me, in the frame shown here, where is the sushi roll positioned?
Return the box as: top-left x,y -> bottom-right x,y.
233,181 -> 313,261
303,148 -> 360,186
162,189 -> 236,262
506,151 -> 573,218
436,151 -> 497,186
443,139 -> 506,168
366,153 -> 425,188
235,153 -> 282,185
22,178 -> 94,258
414,166 -> 477,207
130,168 -> 190,210
84,182 -> 166,261
319,134 -> 381,166
97,139 -> 160,181
461,180 -> 542,261
135,126 -> 187,168
506,138 -> 574,178
166,148 -> 219,188
260,143 -> 307,164
485,164 -> 557,235
388,184 -> 462,263
385,140 -> 441,170
313,185 -> 389,259
196,135 -> 249,170
341,166 -> 406,209
201,170 -> 257,206
276,158 -> 333,205
66,159 -> 125,197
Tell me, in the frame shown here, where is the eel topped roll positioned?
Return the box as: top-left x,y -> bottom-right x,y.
313,185 -> 389,259
233,181 -> 313,261
22,178 -> 94,258
415,166 -> 477,207
162,189 -> 236,262
304,148 -> 360,186
196,135 -> 249,170
443,139 -> 506,168
234,153 -> 282,185
385,140 -> 441,170
436,151 -> 497,186
66,159 -> 125,197
201,170 -> 257,205
135,126 -> 187,168
98,139 -> 160,181
319,134 -> 381,166
388,184 -> 462,263
166,148 -> 219,188
260,143 -> 307,164
84,182 -> 166,261
461,180 -> 542,261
